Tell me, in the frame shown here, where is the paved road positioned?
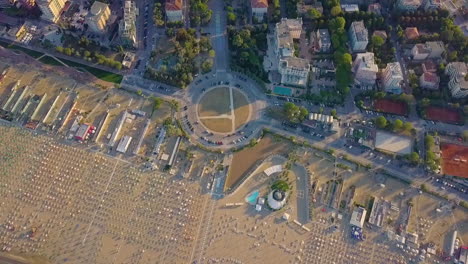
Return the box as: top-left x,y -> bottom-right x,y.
207,0 -> 229,71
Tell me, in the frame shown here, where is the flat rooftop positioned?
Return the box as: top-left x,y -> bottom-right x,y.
374,131 -> 413,155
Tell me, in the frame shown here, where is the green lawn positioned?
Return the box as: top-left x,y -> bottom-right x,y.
58,57 -> 123,84
0,40 -> 43,58
38,55 -> 63,66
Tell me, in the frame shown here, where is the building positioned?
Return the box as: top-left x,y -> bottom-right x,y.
350,207 -> 367,228
36,0 -> 66,22
348,21 -> 368,53
352,52 -> 378,88
87,1 -> 111,33
411,41 -> 445,60
374,131 -> 413,155
267,189 -> 287,210
424,0 -> 442,10
297,2 -> 323,16
382,63 -> 403,94
397,0 -> 422,11
116,135 -> 132,153
251,0 -> 268,21
459,246 -> 468,264
314,29 -> 331,53
405,27 -> 419,40
445,62 -> 468,98
373,30 -> 387,41
75,124 -> 91,141
273,18 -> 310,88
368,197 -> 387,227
420,72 -> 439,90
278,57 -> 310,87
119,0 -> 138,47
367,3 -> 382,15
422,60 -> 437,73
341,4 -> 359,12
165,0 -> 183,22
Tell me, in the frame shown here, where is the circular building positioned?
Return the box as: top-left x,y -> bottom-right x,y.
267,189 -> 287,210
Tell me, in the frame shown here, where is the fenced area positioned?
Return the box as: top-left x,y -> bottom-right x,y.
425,106 -> 463,124
373,99 -> 408,116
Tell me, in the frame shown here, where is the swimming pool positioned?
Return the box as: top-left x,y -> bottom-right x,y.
245,190 -> 260,205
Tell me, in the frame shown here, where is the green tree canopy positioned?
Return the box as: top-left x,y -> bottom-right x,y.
393,119 -> 403,130
372,35 -> 385,47
307,8 -> 322,19
376,116 -> 387,128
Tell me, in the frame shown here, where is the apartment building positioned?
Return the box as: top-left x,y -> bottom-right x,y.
273,18 -> 310,88
445,62 -> 468,98
119,0 -> 138,47
397,0 -> 422,11
314,29 -> 331,53
348,21 -> 368,53
87,1 -> 111,33
352,52 -> 378,88
420,72 -> 440,90
411,41 -> 445,60
36,0 -> 66,22
382,62 -> 404,94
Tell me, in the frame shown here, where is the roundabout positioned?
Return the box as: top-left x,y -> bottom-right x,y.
197,86 -> 251,134
183,72 -> 268,148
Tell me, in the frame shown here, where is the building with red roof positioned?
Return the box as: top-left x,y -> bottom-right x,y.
166,0 -> 183,22
419,72 -> 439,90
251,0 -> 268,21
405,27 -> 419,40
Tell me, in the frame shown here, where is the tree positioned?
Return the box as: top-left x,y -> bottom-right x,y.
421,98 -> 430,107
227,12 -> 236,25
284,102 -> 299,120
425,135 -> 435,148
403,122 -> 413,132
299,106 -> 309,121
409,152 -> 420,164
152,97 -> 163,110
83,50 -> 91,57
372,35 -> 385,47
201,59 -> 213,73
329,17 -> 345,32
208,49 -> 215,57
394,119 -> 403,131
331,109 -> 337,117
463,131 -> 468,142
232,34 -> 243,48
55,46 -> 64,53
307,8 -> 322,19
331,6 -> 342,16
376,116 -> 387,128
136,90 -> 143,96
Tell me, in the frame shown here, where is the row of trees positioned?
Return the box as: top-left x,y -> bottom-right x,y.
55,46 -> 122,70
328,16 -> 352,97
424,135 -> 440,171
375,115 -> 413,132
153,2 -> 164,26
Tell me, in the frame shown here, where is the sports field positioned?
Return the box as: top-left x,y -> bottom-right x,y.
441,143 -> 468,178
374,99 -> 408,116
425,106 -> 462,124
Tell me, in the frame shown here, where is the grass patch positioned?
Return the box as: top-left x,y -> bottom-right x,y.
0,40 -> 43,58
38,55 -> 63,66
58,57 -> 123,84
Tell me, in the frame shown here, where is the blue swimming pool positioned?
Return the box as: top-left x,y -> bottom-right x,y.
245,190 -> 260,205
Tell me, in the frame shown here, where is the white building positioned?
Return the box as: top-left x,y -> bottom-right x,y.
411,41 -> 445,60
314,29 -> 331,53
119,0 -> 138,47
424,0 -> 442,10
273,18 -> 310,88
445,62 -> 468,98
382,62 -> 404,94
165,0 -> 183,22
267,190 -> 288,210
36,0 -> 66,22
348,21 -> 368,53
350,207 -> 367,228
251,0 -> 268,21
116,135 -> 133,153
341,4 -> 359,12
352,52 -> 378,88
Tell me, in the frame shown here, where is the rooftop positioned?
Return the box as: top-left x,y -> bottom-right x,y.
281,57 -> 310,70
421,72 -> 439,84
318,29 -> 330,44
350,21 -> 368,42
373,30 -> 387,40
166,0 -> 182,11
367,3 -> 382,14
405,27 -> 419,39
422,60 -> 437,73
90,1 -> 109,16
354,52 -> 378,72
251,0 -> 268,8
414,43 -> 431,55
